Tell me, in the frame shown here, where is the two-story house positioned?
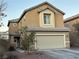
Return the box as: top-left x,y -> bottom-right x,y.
8,2 -> 70,49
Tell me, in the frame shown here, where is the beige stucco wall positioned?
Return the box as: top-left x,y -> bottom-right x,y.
9,4 -> 64,32
66,18 -> 79,24
65,18 -> 79,26
65,18 -> 79,31
18,4 -> 64,30
9,23 -> 19,33
55,13 -> 64,28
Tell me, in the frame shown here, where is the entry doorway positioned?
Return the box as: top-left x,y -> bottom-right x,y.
14,37 -> 20,48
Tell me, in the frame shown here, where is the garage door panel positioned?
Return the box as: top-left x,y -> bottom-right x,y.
36,35 -> 64,49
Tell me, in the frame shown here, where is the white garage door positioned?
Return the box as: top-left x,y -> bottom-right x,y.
36,35 -> 65,49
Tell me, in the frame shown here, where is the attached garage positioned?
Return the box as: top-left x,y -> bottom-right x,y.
36,35 -> 65,49
36,34 -> 65,49
27,27 -> 70,49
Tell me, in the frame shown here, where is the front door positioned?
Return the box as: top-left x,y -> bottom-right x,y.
14,37 -> 20,48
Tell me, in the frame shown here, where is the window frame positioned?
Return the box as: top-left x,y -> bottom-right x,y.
43,13 -> 51,25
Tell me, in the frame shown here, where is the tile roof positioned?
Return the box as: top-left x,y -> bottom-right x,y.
8,1 -> 65,26
8,18 -> 19,26
9,19 -> 19,22
18,2 -> 65,22
9,32 -> 20,37
64,14 -> 79,23
27,27 -> 69,32
9,27 -> 69,36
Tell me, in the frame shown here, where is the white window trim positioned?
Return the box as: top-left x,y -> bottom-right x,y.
39,9 -> 55,28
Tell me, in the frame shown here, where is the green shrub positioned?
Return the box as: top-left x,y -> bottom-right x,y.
20,27 -> 35,54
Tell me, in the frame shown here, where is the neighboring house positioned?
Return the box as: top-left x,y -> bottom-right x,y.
64,14 -> 79,47
8,2 -> 70,49
0,31 -> 9,40
64,14 -> 79,31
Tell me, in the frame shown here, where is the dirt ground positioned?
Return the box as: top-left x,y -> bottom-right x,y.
6,51 -> 55,59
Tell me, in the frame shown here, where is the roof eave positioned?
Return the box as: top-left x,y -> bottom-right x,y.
64,14 -> 79,23
7,20 -> 18,27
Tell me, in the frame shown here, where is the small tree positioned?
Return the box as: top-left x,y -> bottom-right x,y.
20,27 -> 35,54
0,0 -> 7,27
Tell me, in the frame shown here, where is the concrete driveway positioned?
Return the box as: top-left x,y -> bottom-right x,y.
43,48 -> 79,59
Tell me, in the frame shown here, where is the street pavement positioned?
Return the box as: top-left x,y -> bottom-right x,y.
43,48 -> 79,59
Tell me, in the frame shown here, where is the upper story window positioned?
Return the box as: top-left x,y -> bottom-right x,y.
44,13 -> 51,24
39,9 -> 55,27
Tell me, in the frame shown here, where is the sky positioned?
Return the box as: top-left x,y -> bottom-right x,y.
0,0 -> 79,32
